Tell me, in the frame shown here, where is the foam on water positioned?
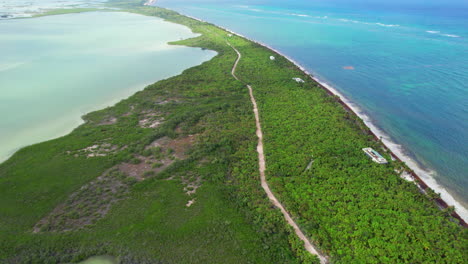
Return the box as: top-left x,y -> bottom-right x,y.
442,34 -> 461,38
232,5 -> 406,29
229,4 -> 466,39
426,30 -> 461,38
289,13 -> 309,17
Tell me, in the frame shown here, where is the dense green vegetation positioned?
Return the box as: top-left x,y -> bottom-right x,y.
0,1 -> 466,263
227,23 -> 467,264
0,5 -> 301,264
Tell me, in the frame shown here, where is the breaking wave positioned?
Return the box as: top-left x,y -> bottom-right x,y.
233,5 -> 463,40
338,18 -> 400,27
442,34 -> 460,38
289,13 -> 310,17
426,30 -> 461,38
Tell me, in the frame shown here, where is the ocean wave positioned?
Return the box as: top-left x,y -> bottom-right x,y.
426,30 -> 461,38
338,18 -> 399,27
247,8 -> 262,12
375,23 -> 400,27
442,34 -> 460,38
288,13 -> 329,20
289,13 -> 310,17
235,7 -> 401,29
236,8 -> 463,39
339,18 -> 358,23
231,5 -> 463,40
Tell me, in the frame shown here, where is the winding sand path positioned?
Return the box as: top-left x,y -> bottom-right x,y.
227,42 -> 328,264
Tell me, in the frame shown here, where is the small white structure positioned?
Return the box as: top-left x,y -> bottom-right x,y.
292,77 -> 305,83
400,171 -> 414,182
227,34 -> 233,37
270,56 -> 276,61
362,148 -> 388,164
143,0 -> 156,6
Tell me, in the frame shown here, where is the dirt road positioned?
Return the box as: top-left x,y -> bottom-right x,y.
227,42 -> 328,264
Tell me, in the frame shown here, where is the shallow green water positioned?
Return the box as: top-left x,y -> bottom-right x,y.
0,11 -> 216,162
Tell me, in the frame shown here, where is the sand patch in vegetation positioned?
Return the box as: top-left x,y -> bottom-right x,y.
118,155 -> 173,181
180,173 -> 202,208
98,117 -> 117,125
35,134 -> 199,232
155,98 -> 180,105
186,199 -> 196,207
138,110 -> 165,128
67,143 -> 122,158
147,135 -> 196,160
33,169 -> 137,233
182,174 -> 202,196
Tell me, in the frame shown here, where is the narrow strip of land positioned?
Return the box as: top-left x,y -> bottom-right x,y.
227,42 -> 328,264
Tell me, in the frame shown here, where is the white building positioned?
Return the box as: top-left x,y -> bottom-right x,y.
362,148 -> 388,164
292,77 -> 305,83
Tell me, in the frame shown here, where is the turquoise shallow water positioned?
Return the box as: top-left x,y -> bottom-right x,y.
157,0 -> 468,218
0,11 -> 215,162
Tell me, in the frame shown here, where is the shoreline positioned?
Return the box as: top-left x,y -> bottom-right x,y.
0,10 -> 215,167
5,1 -> 466,226
169,10 -> 468,226
1,3 -> 465,261
0,80 -> 155,165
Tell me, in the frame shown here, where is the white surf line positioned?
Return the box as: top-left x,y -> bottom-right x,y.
227,42 -> 328,264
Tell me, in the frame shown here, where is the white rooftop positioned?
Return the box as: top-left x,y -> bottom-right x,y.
363,148 -> 388,164
293,77 -> 305,83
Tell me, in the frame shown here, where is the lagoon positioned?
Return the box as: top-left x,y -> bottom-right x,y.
0,11 -> 216,162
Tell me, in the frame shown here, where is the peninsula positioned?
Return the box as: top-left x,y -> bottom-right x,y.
0,0 -> 466,263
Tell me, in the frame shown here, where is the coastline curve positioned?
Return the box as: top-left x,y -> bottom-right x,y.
155,7 -> 468,225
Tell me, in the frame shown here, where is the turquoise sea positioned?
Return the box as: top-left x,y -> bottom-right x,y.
0,11 -> 215,163
157,0 -> 468,219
